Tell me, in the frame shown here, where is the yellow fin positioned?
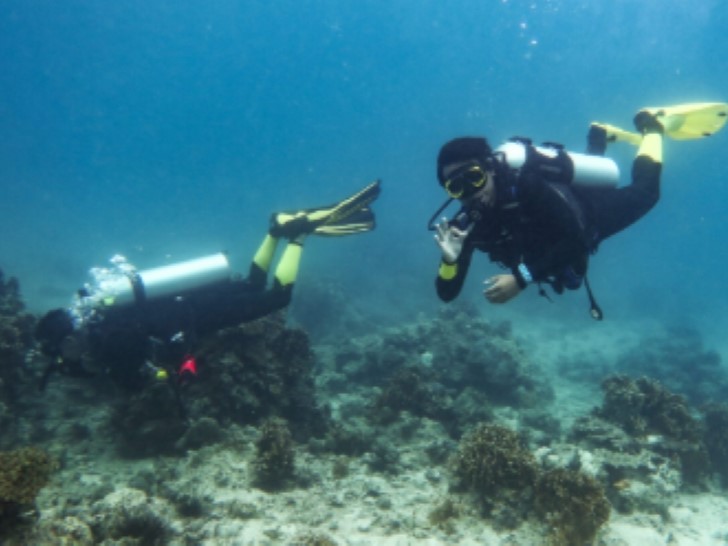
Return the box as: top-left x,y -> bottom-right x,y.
643,102 -> 728,140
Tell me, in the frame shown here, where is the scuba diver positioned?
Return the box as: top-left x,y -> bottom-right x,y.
430,102 -> 727,319
35,180 -> 381,394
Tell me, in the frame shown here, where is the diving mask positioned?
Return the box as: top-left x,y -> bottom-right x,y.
443,163 -> 487,199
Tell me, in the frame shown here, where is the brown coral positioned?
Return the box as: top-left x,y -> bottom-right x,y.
535,468 -> 610,546
450,423 -> 537,497
192,314 -> 328,441
0,446 -> 56,519
253,417 -> 295,491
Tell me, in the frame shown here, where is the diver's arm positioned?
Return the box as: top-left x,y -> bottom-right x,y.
435,243 -> 474,302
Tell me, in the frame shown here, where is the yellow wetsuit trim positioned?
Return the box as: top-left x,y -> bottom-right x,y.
252,234 -> 278,273
439,261 -> 458,280
637,133 -> 663,164
274,242 -> 303,287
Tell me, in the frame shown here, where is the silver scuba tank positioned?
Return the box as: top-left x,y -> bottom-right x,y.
495,140 -> 619,189
89,253 -> 231,308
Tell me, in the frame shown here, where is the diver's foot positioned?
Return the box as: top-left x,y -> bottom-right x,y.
268,180 -> 381,240
269,212 -> 315,240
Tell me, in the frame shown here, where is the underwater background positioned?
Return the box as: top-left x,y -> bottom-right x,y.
4,2 -> 728,544
1,0 -> 727,338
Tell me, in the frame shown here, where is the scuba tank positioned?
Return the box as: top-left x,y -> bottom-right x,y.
80,253 -> 231,309
495,138 -> 619,189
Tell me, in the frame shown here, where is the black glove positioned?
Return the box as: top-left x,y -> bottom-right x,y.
633,110 -> 665,135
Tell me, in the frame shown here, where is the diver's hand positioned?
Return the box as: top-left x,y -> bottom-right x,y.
484,274 -> 522,304
434,218 -> 472,263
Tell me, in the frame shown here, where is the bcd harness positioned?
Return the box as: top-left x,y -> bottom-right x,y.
489,137 -> 604,320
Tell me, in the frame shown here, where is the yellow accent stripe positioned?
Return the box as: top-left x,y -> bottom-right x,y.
274,243 -> 303,287
275,212 -> 304,224
314,221 -> 373,236
637,133 -> 663,164
252,234 -> 278,273
309,180 -> 381,224
439,261 -> 457,280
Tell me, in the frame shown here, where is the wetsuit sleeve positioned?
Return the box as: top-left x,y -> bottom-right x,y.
436,240 -> 475,302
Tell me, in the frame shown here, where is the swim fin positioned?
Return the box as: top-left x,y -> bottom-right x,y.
313,206 -> 375,236
592,102 -> 728,148
641,102 -> 728,140
270,179 -> 381,239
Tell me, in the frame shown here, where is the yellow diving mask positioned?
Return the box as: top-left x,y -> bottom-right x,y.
443,163 -> 486,199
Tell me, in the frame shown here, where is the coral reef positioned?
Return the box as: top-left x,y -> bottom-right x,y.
570,415 -> 641,454
534,468 -> 610,546
370,366 -> 456,430
253,416 -> 296,491
106,314 -> 328,456
0,270 -> 35,444
0,447 -> 56,528
598,375 -> 700,441
109,381 -> 190,458
428,497 -> 461,534
535,440 -> 680,519
189,314 -> 329,441
615,325 -> 727,405
596,375 -> 709,484
318,306 -> 551,438
89,487 -> 174,544
22,516 -> 95,546
7,261 -> 728,544
290,531 -> 339,546
316,419 -> 377,457
362,438 -> 401,474
702,403 -> 728,486
448,424 -> 612,540
449,423 -> 537,519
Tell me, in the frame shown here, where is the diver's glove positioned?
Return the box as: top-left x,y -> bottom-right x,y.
634,110 -> 665,135
434,218 -> 472,264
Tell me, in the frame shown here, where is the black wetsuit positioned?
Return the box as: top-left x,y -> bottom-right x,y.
86,272 -> 292,390
436,154 -> 661,301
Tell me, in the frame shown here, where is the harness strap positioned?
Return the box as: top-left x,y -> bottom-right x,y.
584,275 -> 603,320
537,283 -> 554,303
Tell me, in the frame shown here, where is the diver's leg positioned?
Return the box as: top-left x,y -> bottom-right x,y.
248,233 -> 279,289
235,238 -> 304,321
273,238 -> 304,290
587,133 -> 662,243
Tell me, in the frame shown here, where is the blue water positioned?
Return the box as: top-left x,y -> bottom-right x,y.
1,0 -> 727,336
